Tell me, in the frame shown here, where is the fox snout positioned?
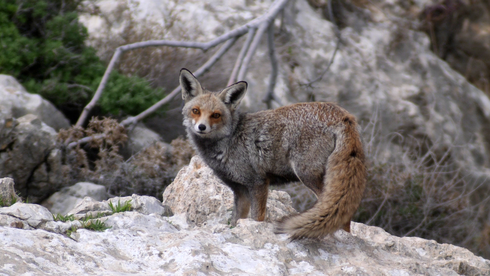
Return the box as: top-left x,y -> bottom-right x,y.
193,120 -> 211,134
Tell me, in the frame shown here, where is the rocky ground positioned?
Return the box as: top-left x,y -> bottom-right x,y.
1,158 -> 489,275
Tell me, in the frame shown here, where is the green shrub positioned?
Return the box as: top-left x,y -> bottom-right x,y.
0,0 -> 165,121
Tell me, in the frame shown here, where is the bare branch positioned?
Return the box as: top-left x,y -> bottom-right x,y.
263,22 -> 280,109
300,0 -> 340,87
67,134 -> 104,149
237,22 -> 269,81
69,37 -> 239,147
76,49 -> 122,127
69,0 -> 291,150
75,0 -> 291,127
237,0 -> 289,81
227,28 -> 257,86
120,36 -> 239,127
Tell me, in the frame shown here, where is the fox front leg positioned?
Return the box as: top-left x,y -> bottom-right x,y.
228,183 -> 251,226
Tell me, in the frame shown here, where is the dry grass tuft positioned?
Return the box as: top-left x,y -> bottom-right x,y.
355,117 -> 490,259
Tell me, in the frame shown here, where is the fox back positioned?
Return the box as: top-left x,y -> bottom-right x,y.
180,68 -> 366,240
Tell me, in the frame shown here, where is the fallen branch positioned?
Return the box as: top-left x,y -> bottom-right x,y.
76,0 -> 291,127
263,22 -> 281,109
120,36 -> 239,127
69,0 -> 291,148
227,28 -> 257,86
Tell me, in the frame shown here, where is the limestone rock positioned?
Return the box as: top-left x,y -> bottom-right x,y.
1,218 -> 489,275
0,74 -> 70,131
0,115 -> 63,202
42,182 -> 108,215
67,196 -> 112,220
162,156 -> 297,226
67,194 -> 172,220
119,122 -> 171,159
0,177 -> 21,206
0,203 -> 53,229
0,171 -> 489,275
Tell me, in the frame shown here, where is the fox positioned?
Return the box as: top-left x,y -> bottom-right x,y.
179,68 -> 366,240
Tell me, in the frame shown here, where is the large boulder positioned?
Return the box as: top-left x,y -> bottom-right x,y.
162,156 -> 296,226
79,0 -> 490,178
0,75 -> 70,131
119,122 -> 171,159
0,114 -> 64,202
42,182 -> 108,215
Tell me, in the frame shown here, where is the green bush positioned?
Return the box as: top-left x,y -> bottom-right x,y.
0,0 -> 165,121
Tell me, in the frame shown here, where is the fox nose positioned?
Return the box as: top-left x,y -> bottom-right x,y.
198,124 -> 206,131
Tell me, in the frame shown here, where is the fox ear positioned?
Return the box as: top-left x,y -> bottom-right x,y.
180,68 -> 203,102
219,81 -> 248,109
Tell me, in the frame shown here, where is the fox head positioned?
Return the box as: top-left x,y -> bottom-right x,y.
179,68 -> 248,139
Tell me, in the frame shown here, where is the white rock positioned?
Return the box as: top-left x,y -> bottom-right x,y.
0,75 -> 70,131
0,203 -> 53,228
162,156 -> 297,226
43,182 -> 107,215
1,220 -> 489,275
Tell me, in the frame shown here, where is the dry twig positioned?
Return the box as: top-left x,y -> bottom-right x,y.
76,0 -> 291,127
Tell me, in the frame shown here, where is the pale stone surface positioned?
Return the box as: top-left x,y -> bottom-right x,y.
1,176 -> 490,275
162,156 -> 297,226
42,182 -> 107,215
67,194 -> 172,219
119,122 -> 171,158
0,203 -> 53,228
0,74 -> 70,131
1,218 -> 489,275
0,177 -> 21,206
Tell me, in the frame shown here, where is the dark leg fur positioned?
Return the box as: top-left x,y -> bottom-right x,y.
249,181 -> 269,221
229,183 -> 251,225
343,221 -> 351,232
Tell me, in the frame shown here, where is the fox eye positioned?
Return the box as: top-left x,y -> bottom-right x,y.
211,113 -> 221,119
192,108 -> 200,115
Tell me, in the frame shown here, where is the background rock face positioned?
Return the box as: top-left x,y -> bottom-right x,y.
0,76 -> 70,203
73,0 -> 490,257
79,0 -> 490,182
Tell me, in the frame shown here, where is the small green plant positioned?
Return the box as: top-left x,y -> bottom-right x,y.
66,226 -> 78,237
109,199 -> 132,213
0,194 -> 21,207
80,218 -> 111,232
60,212 -> 111,237
53,214 -> 75,222
0,0 -> 166,121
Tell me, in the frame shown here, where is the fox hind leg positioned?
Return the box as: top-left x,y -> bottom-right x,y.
249,180 -> 269,221
291,161 -> 324,197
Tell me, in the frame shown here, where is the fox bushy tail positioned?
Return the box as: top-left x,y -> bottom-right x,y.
275,114 -> 366,240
